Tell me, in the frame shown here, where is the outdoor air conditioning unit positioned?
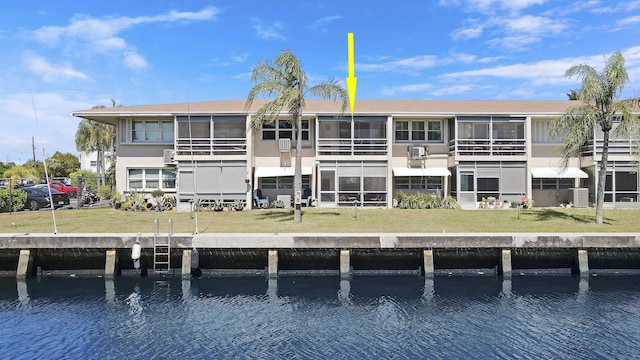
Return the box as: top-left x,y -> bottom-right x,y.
410,146 -> 427,160
279,138 -> 291,151
163,149 -> 175,164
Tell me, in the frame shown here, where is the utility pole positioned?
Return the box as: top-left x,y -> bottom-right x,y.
32,136 -> 36,168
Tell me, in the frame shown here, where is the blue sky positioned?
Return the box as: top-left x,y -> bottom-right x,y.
1,0 -> 640,164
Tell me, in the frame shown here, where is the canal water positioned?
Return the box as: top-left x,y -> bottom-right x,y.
2,274 -> 640,359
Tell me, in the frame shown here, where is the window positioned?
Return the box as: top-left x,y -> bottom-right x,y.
261,175 -> 310,190
262,120 -> 309,140
128,168 -> 176,190
533,178 -> 575,190
395,120 -> 441,142
412,121 -> 426,141
427,121 -> 442,141
395,121 -> 409,141
394,176 -> 442,190
131,120 -> 173,142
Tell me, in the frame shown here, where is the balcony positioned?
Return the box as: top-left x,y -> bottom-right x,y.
583,139 -> 640,157
317,138 -> 388,156
176,137 -> 247,156
449,139 -> 526,157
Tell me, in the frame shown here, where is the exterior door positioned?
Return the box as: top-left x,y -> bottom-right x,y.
319,170 -> 336,208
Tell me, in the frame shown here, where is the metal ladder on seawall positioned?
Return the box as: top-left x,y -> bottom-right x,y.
153,218 -> 173,274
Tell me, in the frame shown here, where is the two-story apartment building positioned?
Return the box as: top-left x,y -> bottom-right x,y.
72,99 -> 640,210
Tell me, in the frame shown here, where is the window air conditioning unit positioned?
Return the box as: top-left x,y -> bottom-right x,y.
279,138 -> 291,151
163,149 -> 175,164
410,146 -> 427,160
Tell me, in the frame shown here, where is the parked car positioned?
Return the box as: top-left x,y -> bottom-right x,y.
47,181 -> 79,198
20,187 -> 70,211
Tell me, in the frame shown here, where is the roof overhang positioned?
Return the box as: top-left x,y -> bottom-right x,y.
531,167 -> 588,178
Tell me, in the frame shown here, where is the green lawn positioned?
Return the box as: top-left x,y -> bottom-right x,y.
1,207 -> 639,234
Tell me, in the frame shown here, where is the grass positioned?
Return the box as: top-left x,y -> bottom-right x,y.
1,206 -> 640,234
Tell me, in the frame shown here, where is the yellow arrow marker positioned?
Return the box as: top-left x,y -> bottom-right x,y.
346,32 -> 357,117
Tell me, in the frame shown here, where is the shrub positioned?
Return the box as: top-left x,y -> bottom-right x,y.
0,188 -> 27,212
396,190 -> 460,210
98,186 -> 113,200
69,170 -> 98,190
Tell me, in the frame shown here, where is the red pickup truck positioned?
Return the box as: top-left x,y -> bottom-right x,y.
48,181 -> 78,198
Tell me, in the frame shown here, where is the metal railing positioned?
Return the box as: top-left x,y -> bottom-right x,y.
175,137 -> 247,156
584,139 -> 640,157
317,138 -> 387,156
448,139 -> 526,156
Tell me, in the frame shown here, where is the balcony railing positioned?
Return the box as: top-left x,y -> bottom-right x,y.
317,138 -> 387,156
175,137 -> 247,156
583,139 -> 640,157
449,139 -> 526,156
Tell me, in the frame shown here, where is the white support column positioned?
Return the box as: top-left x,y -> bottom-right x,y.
16,250 -> 32,278
268,250 -> 278,278
423,249 -> 434,277
500,249 -> 512,277
182,249 -> 192,279
577,249 -> 589,275
340,249 -> 351,278
105,249 -> 117,278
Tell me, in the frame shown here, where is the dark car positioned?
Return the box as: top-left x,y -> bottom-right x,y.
20,187 -> 70,211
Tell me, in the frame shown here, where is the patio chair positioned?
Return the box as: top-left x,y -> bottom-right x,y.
253,189 -> 269,208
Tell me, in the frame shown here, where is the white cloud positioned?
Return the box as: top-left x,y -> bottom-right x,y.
0,91 -> 94,162
451,23 -> 484,40
29,7 -> 218,69
359,55 -> 439,74
310,15 -> 342,30
252,19 -> 286,40
231,52 -> 249,63
486,35 -> 541,51
439,0 -> 547,13
505,15 -> 566,33
438,48 -> 640,90
358,53 -> 502,75
24,52 -> 88,82
618,15 -> 640,26
123,51 -> 148,70
382,83 -> 432,96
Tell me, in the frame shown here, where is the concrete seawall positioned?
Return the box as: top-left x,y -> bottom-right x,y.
2,233 -> 640,278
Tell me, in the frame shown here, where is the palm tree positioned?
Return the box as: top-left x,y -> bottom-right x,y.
245,50 -> 348,223
75,115 -> 114,188
551,52 -> 640,224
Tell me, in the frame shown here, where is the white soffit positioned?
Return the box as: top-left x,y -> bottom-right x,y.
255,167 -> 312,177
392,167 -> 451,177
531,167 -> 588,178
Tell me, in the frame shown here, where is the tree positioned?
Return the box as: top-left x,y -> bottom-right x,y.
75,114 -> 114,188
567,89 -> 578,100
2,165 -> 39,187
22,159 -> 45,179
551,52 -> 640,224
46,151 -> 80,178
245,50 -> 348,223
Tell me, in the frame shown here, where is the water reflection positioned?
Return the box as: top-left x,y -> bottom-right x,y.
3,274 -> 640,359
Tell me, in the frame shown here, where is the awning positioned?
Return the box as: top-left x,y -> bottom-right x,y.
255,167 -> 312,178
531,167 -> 588,178
393,167 -> 451,177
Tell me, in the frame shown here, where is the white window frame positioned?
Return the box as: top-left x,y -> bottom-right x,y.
395,119 -> 442,142
262,119 -> 310,141
130,119 -> 174,143
127,168 -> 176,191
